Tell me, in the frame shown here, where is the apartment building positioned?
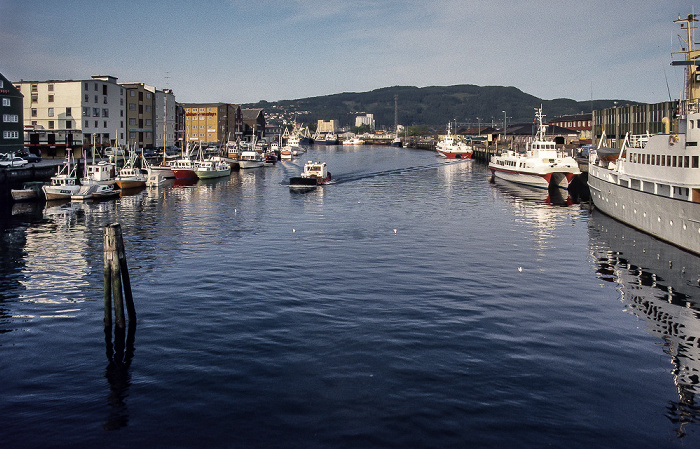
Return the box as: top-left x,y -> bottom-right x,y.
155,88 -> 177,149
14,75 -> 125,157
183,103 -> 243,145
120,82 -> 156,149
355,113 -> 375,130
0,72 -> 24,154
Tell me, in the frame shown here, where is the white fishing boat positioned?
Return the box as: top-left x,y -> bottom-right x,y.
588,13 -> 700,255
171,143 -> 198,180
436,123 -> 473,159
115,148 -> 147,189
195,157 -> 231,179
81,145 -> 116,186
42,152 -> 81,200
238,150 -> 265,169
489,106 -> 580,189
342,137 -> 364,145
289,160 -> 331,189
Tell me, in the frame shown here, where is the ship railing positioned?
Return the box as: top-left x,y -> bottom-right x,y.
680,99 -> 700,115
628,133 -> 650,149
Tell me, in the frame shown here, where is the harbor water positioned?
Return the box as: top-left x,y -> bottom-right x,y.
2,145 -> 700,448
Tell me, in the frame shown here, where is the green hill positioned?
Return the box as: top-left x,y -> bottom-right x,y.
244,84 -> 637,130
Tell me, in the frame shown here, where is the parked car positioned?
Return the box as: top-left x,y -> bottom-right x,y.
0,156 -> 29,167
104,147 -> 125,157
16,151 -> 41,163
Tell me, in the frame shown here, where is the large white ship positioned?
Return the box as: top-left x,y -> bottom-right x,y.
588,14 -> 700,255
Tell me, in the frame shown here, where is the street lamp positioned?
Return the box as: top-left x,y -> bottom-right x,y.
502,110 -> 507,142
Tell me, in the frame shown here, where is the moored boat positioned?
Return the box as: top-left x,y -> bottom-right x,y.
342,137 -> 364,145
489,106 -> 580,189
11,181 -> 44,202
436,123 -> 473,159
195,158 -> 231,179
588,13 -> 700,255
238,150 -> 265,169
115,150 -> 148,189
289,160 -> 331,188
42,153 -> 80,200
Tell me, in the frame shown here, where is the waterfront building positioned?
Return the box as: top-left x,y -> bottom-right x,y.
355,114 -> 375,130
592,101 -> 677,147
14,75 -> 125,157
120,82 -> 156,149
548,113 -> 592,144
317,120 -> 338,133
155,89 -> 177,149
182,103 -> 242,145
0,72 -> 24,155
241,108 -> 265,141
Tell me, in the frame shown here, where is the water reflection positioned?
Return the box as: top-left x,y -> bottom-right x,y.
103,321 -> 136,431
589,211 -> 700,436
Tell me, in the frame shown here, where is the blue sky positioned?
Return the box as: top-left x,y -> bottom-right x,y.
0,1 -> 695,105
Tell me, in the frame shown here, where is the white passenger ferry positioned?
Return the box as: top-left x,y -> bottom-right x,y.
489,107 -> 580,189
588,14 -> 700,255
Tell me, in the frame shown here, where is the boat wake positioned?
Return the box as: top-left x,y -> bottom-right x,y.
332,160 -> 465,185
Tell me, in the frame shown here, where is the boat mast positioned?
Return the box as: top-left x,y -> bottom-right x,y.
672,14 -> 700,103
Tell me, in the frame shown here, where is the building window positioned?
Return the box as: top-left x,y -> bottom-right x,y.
2,98 -> 10,107
103,85 -> 108,95
85,120 -> 89,128
31,108 -> 37,117
3,114 -> 18,122
48,94 -> 54,102
94,83 -> 98,91
130,90 -> 135,97
48,120 -> 54,129
3,131 -> 19,139
31,84 -> 38,92
66,120 -> 72,129
85,82 -> 89,90
31,95 -> 38,102
66,107 -> 72,116
85,94 -> 89,102
120,98 -> 123,106
102,108 -> 108,117
94,95 -> 98,103
129,103 -> 136,111
83,107 -> 90,117
104,121 -> 107,128
48,107 -> 54,117
94,120 -> 98,128
129,118 -> 136,125
145,105 -> 151,112
145,119 -> 152,126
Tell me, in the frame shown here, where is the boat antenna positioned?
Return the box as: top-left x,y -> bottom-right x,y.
664,66 -> 672,101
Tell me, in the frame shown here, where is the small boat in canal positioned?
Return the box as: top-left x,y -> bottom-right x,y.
42,153 -> 81,200
71,184 -> 120,201
289,161 -> 331,189
238,150 -> 265,169
115,149 -> 148,189
11,181 -> 44,202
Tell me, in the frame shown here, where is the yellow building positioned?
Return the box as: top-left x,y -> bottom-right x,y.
183,103 -> 242,145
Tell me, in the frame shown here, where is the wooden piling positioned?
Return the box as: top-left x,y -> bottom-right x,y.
103,223 -> 136,330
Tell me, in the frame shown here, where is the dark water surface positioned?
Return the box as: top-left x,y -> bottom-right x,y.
2,145 -> 700,448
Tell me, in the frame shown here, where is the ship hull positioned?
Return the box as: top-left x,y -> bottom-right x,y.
589,172 -> 700,255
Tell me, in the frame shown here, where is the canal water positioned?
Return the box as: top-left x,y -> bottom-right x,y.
2,145 -> 700,448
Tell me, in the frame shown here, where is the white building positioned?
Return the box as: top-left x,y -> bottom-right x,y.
14,75 -> 125,156
355,113 -> 375,130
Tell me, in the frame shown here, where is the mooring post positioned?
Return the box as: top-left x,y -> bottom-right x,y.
103,223 -> 135,330
113,224 -> 136,324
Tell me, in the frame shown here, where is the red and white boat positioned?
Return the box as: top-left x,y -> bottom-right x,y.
171,144 -> 198,180
489,106 -> 580,189
436,123 -> 473,159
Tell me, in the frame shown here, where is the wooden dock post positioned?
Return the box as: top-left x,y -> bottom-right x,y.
103,223 -> 136,330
